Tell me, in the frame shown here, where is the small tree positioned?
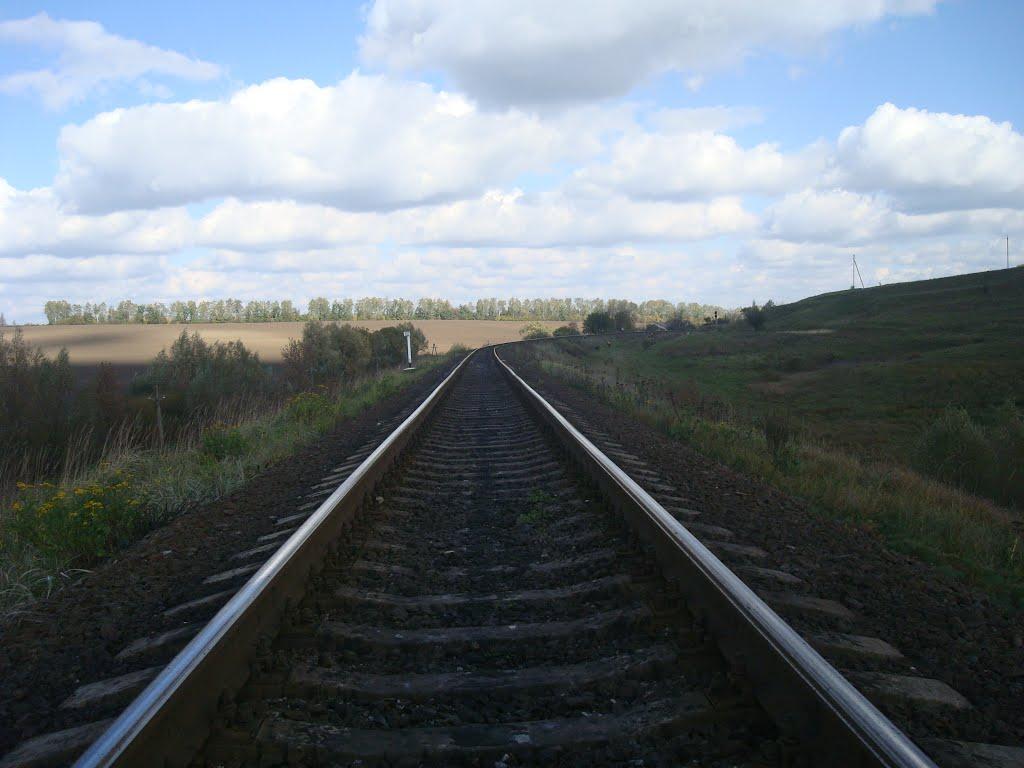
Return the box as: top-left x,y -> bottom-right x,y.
741,303 -> 767,330
583,311 -> 614,334
519,322 -> 550,340
613,309 -> 635,332
552,322 -> 579,337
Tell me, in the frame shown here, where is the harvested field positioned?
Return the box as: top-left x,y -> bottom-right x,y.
10,320 -> 563,366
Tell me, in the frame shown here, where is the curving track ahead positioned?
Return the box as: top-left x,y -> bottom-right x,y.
62,349 -> 937,767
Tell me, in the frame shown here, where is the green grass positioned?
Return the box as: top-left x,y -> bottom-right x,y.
0,356 -> 454,619
512,267 -> 1024,602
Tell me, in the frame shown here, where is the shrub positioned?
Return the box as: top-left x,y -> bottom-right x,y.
281,321 -> 372,390
201,424 -> 248,460
552,323 -> 580,337
6,473 -> 143,563
0,330 -> 76,467
520,322 -> 551,340
132,331 -> 271,416
286,390 -> 334,424
741,303 -> 768,330
613,309 -> 635,332
915,407 -> 996,496
583,311 -> 614,334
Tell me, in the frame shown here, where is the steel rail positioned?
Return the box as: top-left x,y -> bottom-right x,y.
494,345 -> 936,768
75,351 -> 475,768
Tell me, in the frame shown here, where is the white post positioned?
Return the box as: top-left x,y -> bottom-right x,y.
403,330 -> 414,369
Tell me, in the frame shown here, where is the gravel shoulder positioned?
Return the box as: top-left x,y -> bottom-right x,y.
515,359 -> 1024,749
0,360 -> 456,756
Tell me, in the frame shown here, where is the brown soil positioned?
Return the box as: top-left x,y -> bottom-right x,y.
0,359 -> 457,755
515,360 -> 1024,749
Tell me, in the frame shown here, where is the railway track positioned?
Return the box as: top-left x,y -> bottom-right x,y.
3,347 -> 982,766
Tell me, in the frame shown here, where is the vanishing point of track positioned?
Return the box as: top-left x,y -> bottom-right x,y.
23,348 -> 939,766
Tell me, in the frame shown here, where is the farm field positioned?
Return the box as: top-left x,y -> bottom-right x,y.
9,319 -> 561,370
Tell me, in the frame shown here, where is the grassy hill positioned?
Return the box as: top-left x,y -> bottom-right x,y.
520,267 -> 1024,599
770,265 -> 1024,334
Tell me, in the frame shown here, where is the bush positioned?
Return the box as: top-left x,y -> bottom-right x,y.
0,330 -> 76,467
915,403 -> 1024,509
201,424 -> 248,460
916,407 -> 996,495
132,331 -> 271,416
552,323 -> 580,337
583,311 -> 615,334
741,303 -> 768,330
613,309 -> 635,332
286,390 -> 334,424
6,473 -> 143,563
282,322 -> 372,390
520,322 -> 551,340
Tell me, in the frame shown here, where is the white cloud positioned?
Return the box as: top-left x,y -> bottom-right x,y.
571,128 -> 827,201
196,191 -> 755,251
765,188 -> 1024,245
833,103 -> 1024,212
360,0 -> 938,107
55,74 -> 614,214
0,13 -> 220,109
0,177 -> 192,257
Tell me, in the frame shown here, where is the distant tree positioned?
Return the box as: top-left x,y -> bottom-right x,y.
584,311 -> 615,334
308,297 -> 331,320
0,313 -> 6,327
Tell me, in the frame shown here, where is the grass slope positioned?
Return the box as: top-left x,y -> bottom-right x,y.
518,267 -> 1024,601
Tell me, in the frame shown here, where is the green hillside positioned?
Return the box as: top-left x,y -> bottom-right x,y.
770,265 -> 1024,334
520,267 -> 1024,598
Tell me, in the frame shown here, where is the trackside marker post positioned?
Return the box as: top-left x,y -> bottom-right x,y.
404,330 -> 415,370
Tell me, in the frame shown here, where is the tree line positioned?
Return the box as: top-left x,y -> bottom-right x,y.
41,297 -> 730,326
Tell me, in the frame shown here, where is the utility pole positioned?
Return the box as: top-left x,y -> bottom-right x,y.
852,255 -> 865,289
1008,236 -> 1010,269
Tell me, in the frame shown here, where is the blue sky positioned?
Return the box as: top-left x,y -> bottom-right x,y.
1,1 -> 1023,322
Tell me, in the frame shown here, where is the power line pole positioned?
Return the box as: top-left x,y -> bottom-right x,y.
852,255 -> 865,289
1008,236 -> 1010,269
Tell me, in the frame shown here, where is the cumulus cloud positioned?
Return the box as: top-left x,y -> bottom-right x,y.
360,0 -> 938,106
55,74 -> 613,214
764,188 -> 1024,245
571,128 -> 827,201
196,191 -> 756,251
0,177 -> 192,257
0,12 -> 221,109
833,103 -> 1024,212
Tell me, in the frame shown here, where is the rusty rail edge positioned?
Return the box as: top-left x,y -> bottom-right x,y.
494,346 -> 935,768
75,351 -> 476,768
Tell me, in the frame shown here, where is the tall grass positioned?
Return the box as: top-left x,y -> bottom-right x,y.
518,343 -> 1024,602
0,356 -> 451,619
